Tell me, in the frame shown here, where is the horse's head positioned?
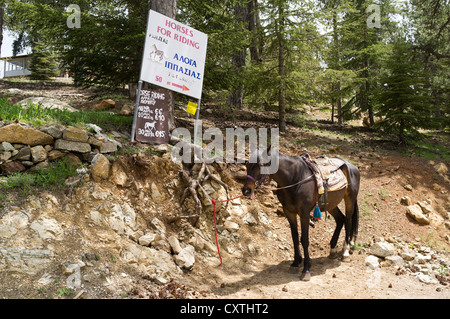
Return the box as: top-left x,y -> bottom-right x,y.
241,148 -> 270,200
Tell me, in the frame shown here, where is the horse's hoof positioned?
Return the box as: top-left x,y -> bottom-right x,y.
300,272 -> 311,281
328,252 -> 340,259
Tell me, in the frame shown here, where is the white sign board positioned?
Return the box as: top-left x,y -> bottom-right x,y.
140,10 -> 208,100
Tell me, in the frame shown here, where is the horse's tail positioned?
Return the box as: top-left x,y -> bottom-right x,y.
350,199 -> 359,243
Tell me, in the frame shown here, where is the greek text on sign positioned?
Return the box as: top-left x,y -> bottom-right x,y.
135,89 -> 169,144
141,10 -> 208,99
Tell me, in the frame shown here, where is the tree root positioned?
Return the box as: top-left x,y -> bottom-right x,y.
170,136 -> 230,220
179,161 -> 230,216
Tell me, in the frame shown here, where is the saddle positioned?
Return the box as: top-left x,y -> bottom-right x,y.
300,154 -> 348,219
312,156 -> 348,195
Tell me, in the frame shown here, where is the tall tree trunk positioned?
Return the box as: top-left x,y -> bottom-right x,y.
248,0 -> 262,63
150,0 -> 177,131
332,10 -> 342,125
228,1 -> 247,109
276,1 -> 286,132
362,3 -> 374,126
0,3 -> 4,58
336,81 -> 342,125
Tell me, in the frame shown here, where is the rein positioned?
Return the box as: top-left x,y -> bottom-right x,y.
269,174 -> 314,191
246,173 -> 315,192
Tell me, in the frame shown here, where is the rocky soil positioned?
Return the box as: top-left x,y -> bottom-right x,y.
0,79 -> 449,299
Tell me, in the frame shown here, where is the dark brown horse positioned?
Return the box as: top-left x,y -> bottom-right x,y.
242,148 -> 360,281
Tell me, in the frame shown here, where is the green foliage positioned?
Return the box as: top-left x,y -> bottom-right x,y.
29,41 -> 59,80
177,0 -> 250,92
2,0 -> 448,135
374,38 -> 433,143
0,97 -> 132,129
5,0 -> 147,88
62,1 -> 146,87
0,158 -> 79,195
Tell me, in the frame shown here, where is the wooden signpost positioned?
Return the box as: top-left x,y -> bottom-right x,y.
131,9 -> 208,144
134,89 -> 169,144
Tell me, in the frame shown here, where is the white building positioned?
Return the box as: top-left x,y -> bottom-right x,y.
0,54 -> 32,79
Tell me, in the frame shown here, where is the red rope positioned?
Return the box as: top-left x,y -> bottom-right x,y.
211,194 -> 244,266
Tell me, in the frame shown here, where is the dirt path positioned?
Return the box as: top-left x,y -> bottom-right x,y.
205,255 -> 447,299
181,209 -> 449,299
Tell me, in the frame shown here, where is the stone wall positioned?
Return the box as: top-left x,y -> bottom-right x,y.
0,122 -> 121,176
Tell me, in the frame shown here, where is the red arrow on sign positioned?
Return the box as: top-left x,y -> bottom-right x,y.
172,83 -> 189,91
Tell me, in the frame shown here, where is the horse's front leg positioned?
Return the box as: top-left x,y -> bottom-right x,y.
285,211 -> 302,270
299,211 -> 311,281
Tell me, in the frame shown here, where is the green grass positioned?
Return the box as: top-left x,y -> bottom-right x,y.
0,97 -> 132,130
408,135 -> 450,161
0,158 -> 79,195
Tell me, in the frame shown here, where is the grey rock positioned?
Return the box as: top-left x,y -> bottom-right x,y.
40,125 -> 64,139
370,241 -> 394,258
0,151 -> 11,162
167,235 -> 182,254
414,253 -> 432,264
12,147 -> 31,161
138,233 -> 160,247
400,249 -> 416,261
243,213 -> 258,226
224,220 -> 240,232
0,142 -> 15,152
63,126 -> 89,143
99,142 -> 118,153
406,204 -> 430,225
18,97 -> 78,112
150,183 -> 164,203
30,145 -> 47,163
30,218 -> 64,241
0,225 -> 18,238
0,247 -> 52,275
54,139 -> 91,153
385,255 -> 404,266
417,273 -> 438,284
174,245 -> 195,270
91,154 -> 110,182
0,124 -> 54,146
365,255 -> 379,269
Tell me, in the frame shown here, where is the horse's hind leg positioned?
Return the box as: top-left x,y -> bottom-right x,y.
299,210 -> 311,281
342,199 -> 357,262
285,211 -> 302,269
328,206 -> 345,259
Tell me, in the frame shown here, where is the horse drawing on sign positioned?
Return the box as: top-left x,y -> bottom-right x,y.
145,121 -> 156,132
150,44 -> 166,63
241,148 -> 360,281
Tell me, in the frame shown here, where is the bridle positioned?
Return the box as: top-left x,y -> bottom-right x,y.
245,173 -> 268,189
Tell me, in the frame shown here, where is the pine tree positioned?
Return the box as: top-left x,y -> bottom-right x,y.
29,41 -> 59,80
374,38 -> 432,143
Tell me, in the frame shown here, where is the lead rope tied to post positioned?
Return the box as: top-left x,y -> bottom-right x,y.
211,194 -> 244,266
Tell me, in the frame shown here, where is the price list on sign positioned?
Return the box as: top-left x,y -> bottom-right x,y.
134,89 -> 169,144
